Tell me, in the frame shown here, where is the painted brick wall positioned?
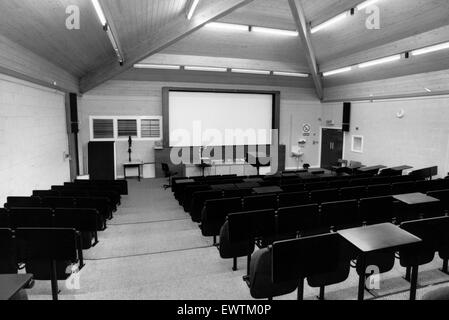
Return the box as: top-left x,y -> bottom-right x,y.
0,74 -> 70,204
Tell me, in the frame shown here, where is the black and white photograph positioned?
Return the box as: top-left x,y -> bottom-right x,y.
1,0 -> 449,309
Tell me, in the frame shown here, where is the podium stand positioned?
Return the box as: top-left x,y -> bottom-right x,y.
245,152 -> 271,176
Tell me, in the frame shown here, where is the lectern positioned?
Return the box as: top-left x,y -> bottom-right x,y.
245,152 -> 271,176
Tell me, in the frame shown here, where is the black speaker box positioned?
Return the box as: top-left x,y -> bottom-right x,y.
343,102 -> 351,132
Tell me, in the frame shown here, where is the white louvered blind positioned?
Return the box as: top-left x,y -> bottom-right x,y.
117,119 -> 138,137
93,119 -> 114,139
141,118 -> 161,138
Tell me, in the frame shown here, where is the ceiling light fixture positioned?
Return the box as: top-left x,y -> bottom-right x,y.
91,0 -> 107,26
184,66 -> 228,72
133,64 -> 181,70
273,71 -> 309,78
252,26 -> 299,37
187,0 -> 200,20
358,54 -> 401,68
231,68 -> 271,75
311,11 -> 349,34
322,67 -> 352,77
205,22 -> 249,32
411,42 -> 449,56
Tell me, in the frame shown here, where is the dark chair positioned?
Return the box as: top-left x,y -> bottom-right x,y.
162,163 -> 177,190
74,179 -> 128,195
280,184 -> 305,193
340,186 -> 367,200
6,197 -> 41,209
272,233 -> 351,300
276,204 -> 321,239
33,190 -> 59,197
391,182 -> 417,195
243,195 -> 278,211
54,208 -> 102,249
306,182 -> 329,191
349,178 -> 371,187
359,196 -> 395,225
427,190 -> 449,214
249,247 -> 298,300
310,189 -> 339,204
219,220 -> 255,271
321,200 -> 361,231
0,208 -> 10,228
328,179 -> 350,189
182,185 -> 211,210
0,228 -> 17,274
366,184 -> 392,197
41,197 -> 75,209
190,190 -> 223,223
223,188 -> 253,198
76,197 -> 111,224
278,191 -> 310,208
9,208 -> 53,229
16,228 -> 80,300
201,197 -> 243,243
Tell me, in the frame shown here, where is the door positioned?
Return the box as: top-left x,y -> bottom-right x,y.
320,128 -> 344,170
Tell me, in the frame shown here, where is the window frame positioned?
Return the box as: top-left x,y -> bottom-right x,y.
89,116 -> 163,142
351,135 -> 364,153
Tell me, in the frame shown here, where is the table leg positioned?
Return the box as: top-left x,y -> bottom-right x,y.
297,277 -> 304,300
50,259 -> 59,301
124,166 -> 126,180
138,165 -> 141,182
357,255 -> 367,301
410,265 -> 419,301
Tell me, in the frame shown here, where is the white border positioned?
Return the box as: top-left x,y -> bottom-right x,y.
351,135 -> 364,153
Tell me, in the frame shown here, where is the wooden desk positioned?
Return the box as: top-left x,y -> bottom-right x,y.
235,182 -> 260,189
393,193 -> 440,205
253,186 -> 283,195
391,165 -> 413,172
210,184 -> 237,191
0,274 -> 33,300
358,165 -> 387,175
338,223 -> 422,300
123,162 -> 143,181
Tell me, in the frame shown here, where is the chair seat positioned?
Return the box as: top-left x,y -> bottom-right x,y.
422,287 -> 449,300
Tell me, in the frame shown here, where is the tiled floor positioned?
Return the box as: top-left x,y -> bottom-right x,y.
27,179 -> 449,300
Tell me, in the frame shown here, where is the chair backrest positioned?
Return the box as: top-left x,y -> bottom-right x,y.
41,197 -> 75,209
53,208 -> 100,232
228,209 -> 276,243
33,190 -> 59,197
16,228 -> 78,261
243,195 -> 278,211
366,184 -> 392,197
276,204 -> 320,237
272,233 -> 345,282
328,179 -> 350,189
280,184 -> 305,193
359,196 -> 394,224
202,197 -> 243,222
278,191 -> 310,208
349,178 -> 371,187
321,200 -> 360,230
391,181 -> 417,195
6,197 -> 41,209
310,189 -> 339,204
0,209 -> 9,228
340,186 -> 367,200
401,217 -> 449,249
427,189 -> 449,209
306,181 -> 329,191
0,228 -> 17,274
9,208 -> 53,229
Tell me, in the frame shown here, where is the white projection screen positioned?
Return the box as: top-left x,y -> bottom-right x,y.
169,91 -> 274,147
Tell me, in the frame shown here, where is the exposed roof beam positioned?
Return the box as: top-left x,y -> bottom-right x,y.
288,0 -> 323,100
80,0 -> 255,93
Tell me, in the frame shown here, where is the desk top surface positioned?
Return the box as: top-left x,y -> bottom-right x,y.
0,274 -> 33,300
390,165 -> 413,171
176,179 -> 196,184
338,223 -> 422,253
358,165 -> 387,172
253,186 -> 283,194
210,184 -> 238,190
393,193 -> 440,205
123,161 -> 143,166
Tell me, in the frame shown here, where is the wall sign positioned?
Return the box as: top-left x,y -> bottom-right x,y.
302,124 -> 311,136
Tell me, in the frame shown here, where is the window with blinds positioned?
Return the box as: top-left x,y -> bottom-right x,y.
141,119 -> 161,138
117,119 -> 138,137
93,119 -> 114,139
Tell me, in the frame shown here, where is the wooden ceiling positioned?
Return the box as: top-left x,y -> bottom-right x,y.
0,0 -> 448,96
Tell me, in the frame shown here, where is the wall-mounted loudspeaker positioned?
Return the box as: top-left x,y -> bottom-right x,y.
342,102 -> 351,132
69,93 -> 79,133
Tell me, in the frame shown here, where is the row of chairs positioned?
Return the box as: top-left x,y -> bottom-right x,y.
1,179 -> 127,300
218,195 -> 447,272
249,216 -> 449,300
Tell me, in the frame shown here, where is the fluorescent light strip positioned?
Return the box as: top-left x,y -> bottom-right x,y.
356,0 -> 380,11
411,42 -> 449,56
358,54 -> 401,68
231,68 -> 271,75
205,22 -> 249,32
273,71 -> 309,78
187,0 -> 200,20
133,64 -> 181,70
323,67 -> 352,77
252,26 -> 298,37
91,0 -> 107,26
185,66 -> 228,72
311,11 -> 349,34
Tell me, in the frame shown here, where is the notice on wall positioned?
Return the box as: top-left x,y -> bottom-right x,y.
302,123 -> 311,137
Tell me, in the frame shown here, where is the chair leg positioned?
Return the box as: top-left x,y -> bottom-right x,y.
93,231 -> 99,247
318,286 -> 325,300
297,277 -> 305,300
405,266 -> 411,282
410,265 -> 419,301
232,257 -> 237,271
50,260 -> 59,301
213,236 -> 217,246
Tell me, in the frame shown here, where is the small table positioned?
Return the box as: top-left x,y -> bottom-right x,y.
393,193 -> 440,220
0,274 -> 34,300
358,165 -> 387,175
124,161 -> 143,181
338,223 -> 422,300
253,186 -> 283,195
235,182 -> 260,190
391,165 -> 413,172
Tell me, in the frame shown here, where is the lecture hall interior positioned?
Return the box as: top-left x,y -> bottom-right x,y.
1,0 -> 449,302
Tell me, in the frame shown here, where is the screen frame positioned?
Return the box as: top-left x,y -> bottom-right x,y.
162,87 -> 280,148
